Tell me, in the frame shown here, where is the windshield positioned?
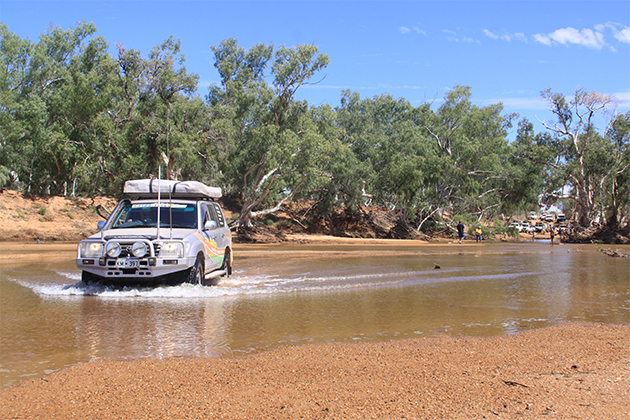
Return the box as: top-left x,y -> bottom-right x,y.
110,202 -> 197,229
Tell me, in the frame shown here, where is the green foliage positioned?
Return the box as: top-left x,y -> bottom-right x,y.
1,23 -> 625,231
506,226 -> 521,238
0,166 -> 10,186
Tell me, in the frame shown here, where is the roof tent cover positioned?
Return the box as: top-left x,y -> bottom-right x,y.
123,179 -> 222,199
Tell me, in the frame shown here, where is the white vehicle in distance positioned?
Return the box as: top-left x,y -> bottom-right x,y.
508,221 -> 523,232
527,211 -> 537,220
522,221 -> 534,233
76,179 -> 233,285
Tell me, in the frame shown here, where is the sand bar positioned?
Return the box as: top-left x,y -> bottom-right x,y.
1,322 -> 629,419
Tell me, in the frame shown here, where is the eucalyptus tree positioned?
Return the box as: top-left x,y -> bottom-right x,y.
507,119 -> 553,214
0,23 -> 35,191
115,37 -> 201,186
336,91 -> 428,214
532,88 -> 623,227
207,38 -> 330,228
601,111 -> 630,228
304,103 -> 367,215
0,21 -> 115,195
420,85 -> 515,222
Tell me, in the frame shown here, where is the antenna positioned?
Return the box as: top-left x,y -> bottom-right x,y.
157,167 -> 161,240
169,184 -> 173,240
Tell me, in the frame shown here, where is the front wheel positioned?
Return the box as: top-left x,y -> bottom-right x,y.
187,257 -> 204,285
221,249 -> 232,278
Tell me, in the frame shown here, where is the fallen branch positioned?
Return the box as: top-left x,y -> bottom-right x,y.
502,380 -> 529,388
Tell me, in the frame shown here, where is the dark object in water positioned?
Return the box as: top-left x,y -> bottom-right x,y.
434,264 -> 441,269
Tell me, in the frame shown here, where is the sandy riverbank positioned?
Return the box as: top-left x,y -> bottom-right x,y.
1,322 -> 629,419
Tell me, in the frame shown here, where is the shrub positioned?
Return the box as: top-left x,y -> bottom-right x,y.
506,226 -> 520,238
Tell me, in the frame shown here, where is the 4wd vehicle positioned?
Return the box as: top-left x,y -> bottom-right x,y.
76,179 -> 233,285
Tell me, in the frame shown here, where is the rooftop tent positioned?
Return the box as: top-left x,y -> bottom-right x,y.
123,179 -> 222,199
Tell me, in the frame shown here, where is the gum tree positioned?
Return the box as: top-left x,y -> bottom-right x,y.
207,38 -> 330,228
536,88 -> 623,227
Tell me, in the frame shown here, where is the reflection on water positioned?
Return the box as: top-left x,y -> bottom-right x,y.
1,242 -> 628,387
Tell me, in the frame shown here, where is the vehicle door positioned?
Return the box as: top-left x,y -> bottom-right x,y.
200,202 -> 226,271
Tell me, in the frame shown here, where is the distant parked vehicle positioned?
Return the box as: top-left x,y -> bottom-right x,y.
535,222 -> 545,233
528,211 -> 537,220
556,213 -> 566,222
508,221 -> 523,232
544,214 -> 555,222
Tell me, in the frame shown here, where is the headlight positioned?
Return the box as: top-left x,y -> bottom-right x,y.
159,242 -> 183,258
105,241 -> 122,258
131,242 -> 148,258
80,242 -> 103,258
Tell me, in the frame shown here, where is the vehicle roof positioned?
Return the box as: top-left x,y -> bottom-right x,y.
123,179 -> 221,199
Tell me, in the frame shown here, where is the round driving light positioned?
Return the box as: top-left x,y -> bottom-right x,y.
105,241 -> 121,258
131,242 -> 148,258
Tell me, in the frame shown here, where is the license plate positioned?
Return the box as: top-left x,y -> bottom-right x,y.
116,259 -> 139,268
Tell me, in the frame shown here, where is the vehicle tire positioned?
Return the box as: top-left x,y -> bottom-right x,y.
187,257 -> 204,285
220,249 -> 232,278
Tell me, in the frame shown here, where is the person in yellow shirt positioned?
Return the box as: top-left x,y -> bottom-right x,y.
475,226 -> 483,242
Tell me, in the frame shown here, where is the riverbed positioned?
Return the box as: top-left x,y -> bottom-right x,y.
1,240 -> 628,388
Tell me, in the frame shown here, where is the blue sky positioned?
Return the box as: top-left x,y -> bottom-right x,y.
1,1 -> 629,139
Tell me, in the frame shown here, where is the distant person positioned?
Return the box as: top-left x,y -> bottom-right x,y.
475,226 -> 483,242
550,225 -> 555,245
457,221 -> 465,244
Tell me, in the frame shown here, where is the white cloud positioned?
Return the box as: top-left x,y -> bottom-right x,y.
616,29 -> 630,43
484,29 -> 528,43
400,26 -> 426,36
613,27 -> 630,43
483,29 -> 499,40
612,90 -> 630,108
533,33 -> 552,46
548,27 -> 605,49
413,27 -> 427,36
514,33 -> 527,43
532,23 -> 630,49
443,29 -> 479,43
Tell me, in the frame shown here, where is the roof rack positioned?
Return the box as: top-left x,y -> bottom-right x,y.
123,179 -> 222,199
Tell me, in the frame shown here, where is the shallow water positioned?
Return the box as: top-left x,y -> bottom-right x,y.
1,241 -> 628,388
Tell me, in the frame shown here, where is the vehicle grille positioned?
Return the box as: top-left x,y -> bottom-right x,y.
110,242 -> 158,258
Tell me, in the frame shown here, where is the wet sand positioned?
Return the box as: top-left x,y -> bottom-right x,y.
1,322 -> 629,419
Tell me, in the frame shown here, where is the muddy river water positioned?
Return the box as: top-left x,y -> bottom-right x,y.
1,240 -> 628,388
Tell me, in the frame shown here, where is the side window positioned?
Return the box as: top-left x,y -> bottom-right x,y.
202,203 -> 220,230
211,203 -> 226,228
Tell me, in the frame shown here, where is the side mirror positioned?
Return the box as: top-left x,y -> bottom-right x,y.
204,220 -> 218,230
97,220 -> 106,230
